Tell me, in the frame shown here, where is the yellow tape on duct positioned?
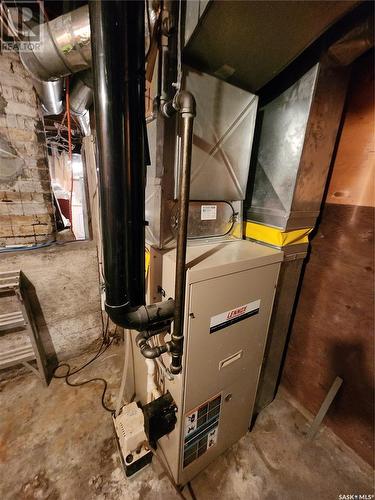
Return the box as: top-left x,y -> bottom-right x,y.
244,222 -> 312,247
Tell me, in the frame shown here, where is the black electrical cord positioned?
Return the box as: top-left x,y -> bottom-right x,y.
52,316 -> 115,413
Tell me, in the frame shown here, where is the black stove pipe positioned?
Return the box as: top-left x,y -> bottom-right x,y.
90,0 -> 173,330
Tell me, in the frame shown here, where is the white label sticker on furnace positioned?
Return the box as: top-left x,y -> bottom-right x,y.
201,205 -> 217,220
210,300 -> 261,334
185,410 -> 198,436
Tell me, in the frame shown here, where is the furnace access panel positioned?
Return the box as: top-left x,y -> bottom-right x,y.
159,240 -> 283,485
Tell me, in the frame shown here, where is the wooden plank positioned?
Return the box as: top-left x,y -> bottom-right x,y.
0,270 -> 48,385
0,316 -> 25,330
0,283 -> 19,290
0,345 -> 34,359
19,272 -> 49,386
0,270 -> 21,278
82,136 -> 100,245
307,377 -> 343,440
0,311 -> 24,320
0,353 -> 35,369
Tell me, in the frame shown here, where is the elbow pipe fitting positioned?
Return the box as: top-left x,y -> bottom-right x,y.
135,321 -> 171,360
162,90 -> 196,118
137,339 -> 169,359
173,91 -> 196,117
161,98 -> 176,118
105,298 -> 175,331
135,328 -> 163,345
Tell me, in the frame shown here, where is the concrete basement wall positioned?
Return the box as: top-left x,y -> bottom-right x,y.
0,50 -> 55,247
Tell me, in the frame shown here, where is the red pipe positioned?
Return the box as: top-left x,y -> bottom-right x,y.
65,77 -> 73,232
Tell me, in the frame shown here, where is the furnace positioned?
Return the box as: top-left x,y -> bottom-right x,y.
6,0 -> 372,494
130,240 -> 282,484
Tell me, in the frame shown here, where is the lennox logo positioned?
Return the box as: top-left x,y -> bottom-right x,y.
227,306 -> 247,320
210,300 -> 260,334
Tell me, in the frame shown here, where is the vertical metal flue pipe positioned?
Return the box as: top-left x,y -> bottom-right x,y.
169,91 -> 196,374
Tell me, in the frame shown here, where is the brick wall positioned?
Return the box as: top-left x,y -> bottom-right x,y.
0,50 -> 55,247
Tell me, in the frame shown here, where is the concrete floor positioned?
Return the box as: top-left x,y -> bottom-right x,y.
0,344 -> 373,500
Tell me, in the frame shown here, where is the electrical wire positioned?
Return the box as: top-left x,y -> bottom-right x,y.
65,76 -> 74,234
0,239 -> 57,253
0,3 -> 21,41
52,316 -> 115,413
145,0 -> 152,60
0,235 -> 93,253
174,0 -> 183,92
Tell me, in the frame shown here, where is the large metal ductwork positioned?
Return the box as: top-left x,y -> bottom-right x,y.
32,78 -> 64,115
69,71 -> 93,114
70,71 -> 93,136
183,0 -> 360,92
245,12 -> 374,414
20,6 -> 94,131
20,5 -> 91,81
